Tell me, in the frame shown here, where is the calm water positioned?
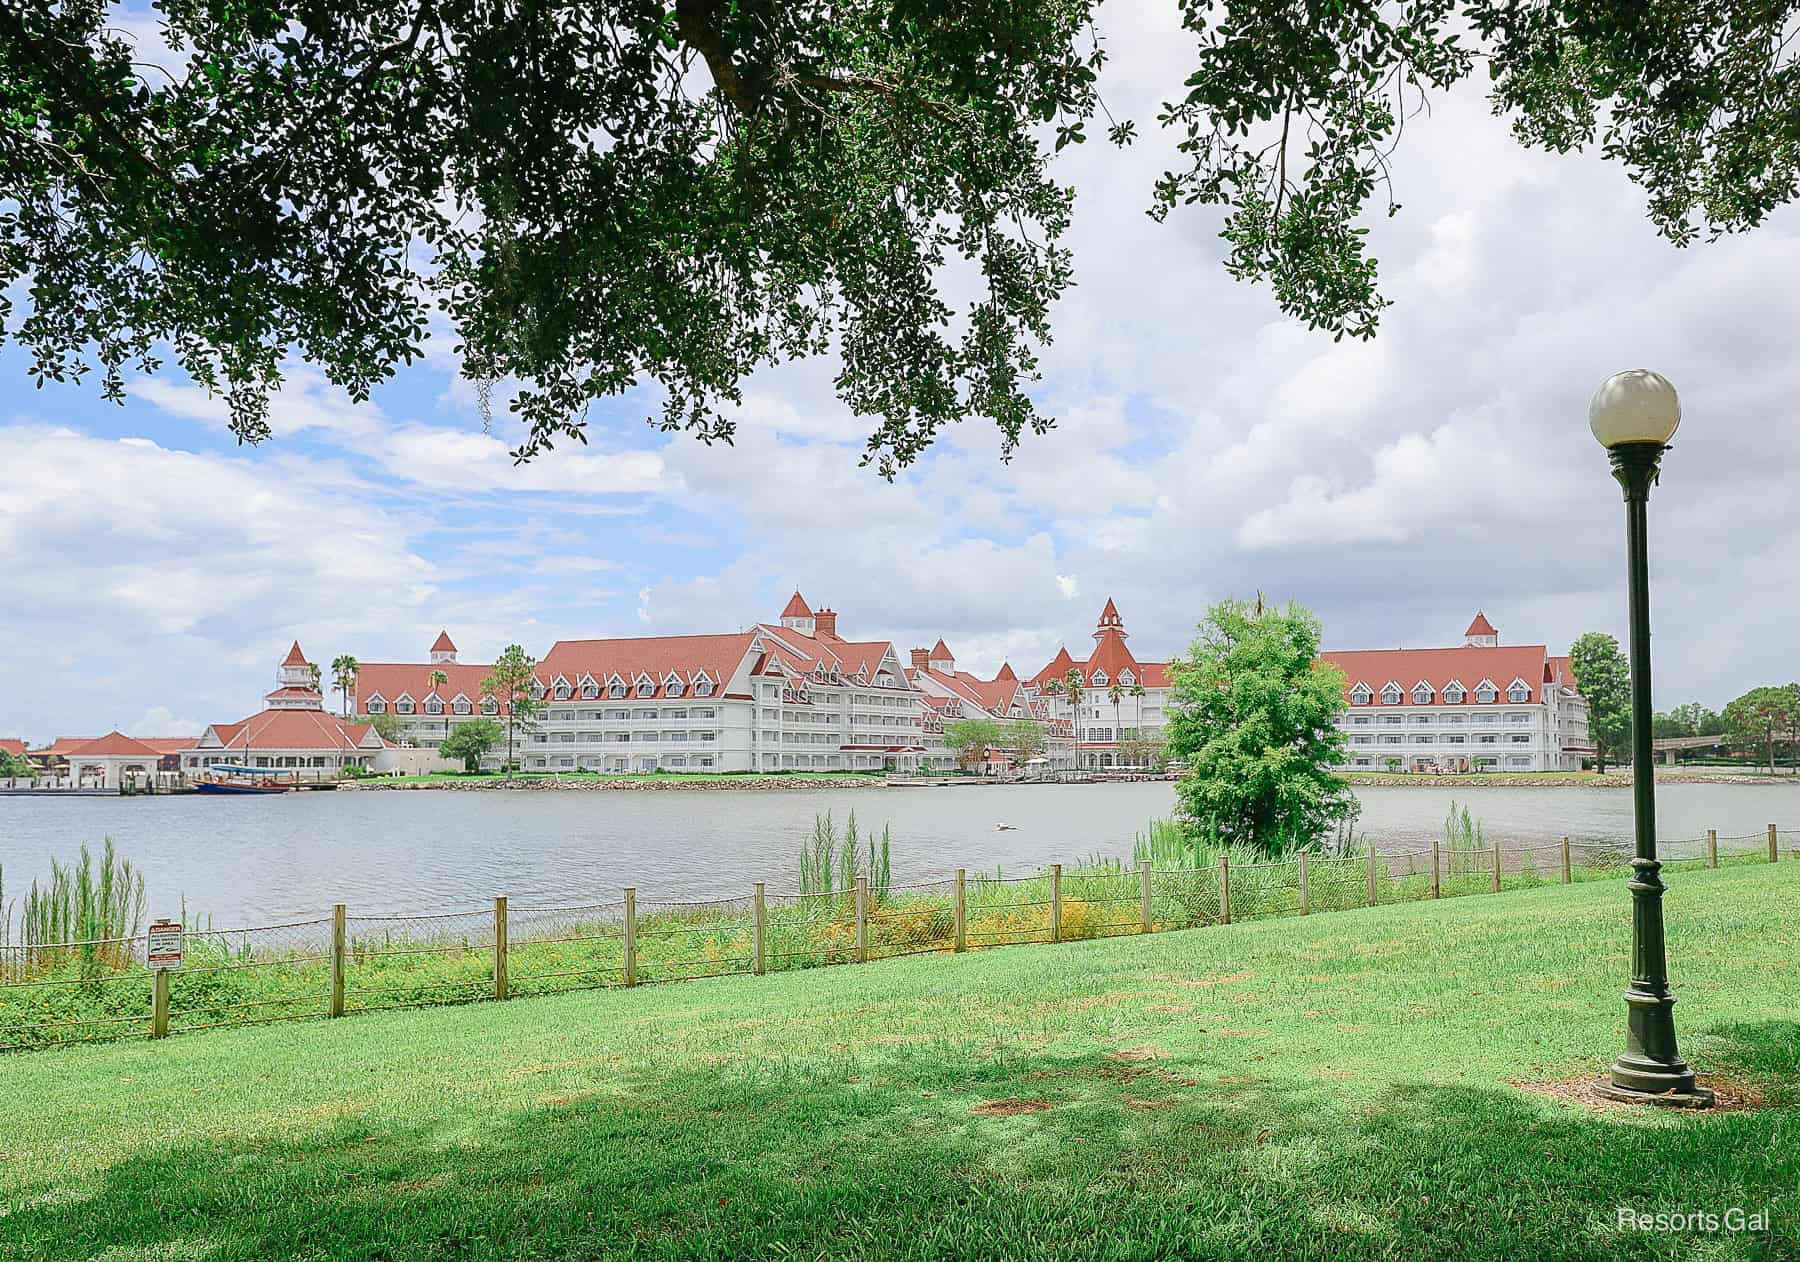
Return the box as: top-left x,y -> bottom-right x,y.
2,781 -> 1795,927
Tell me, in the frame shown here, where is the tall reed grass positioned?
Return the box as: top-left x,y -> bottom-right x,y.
0,838 -> 146,979
797,811 -> 892,901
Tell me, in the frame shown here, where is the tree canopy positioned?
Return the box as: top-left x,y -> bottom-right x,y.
1568,631 -> 1629,773
1164,596 -> 1355,856
5,2 -> 1796,470
438,717 -> 504,772
1723,684 -> 1800,773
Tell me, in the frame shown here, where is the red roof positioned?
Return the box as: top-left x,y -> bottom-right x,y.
1096,598 -> 1124,632
264,687 -> 323,701
64,731 -> 167,758
780,592 -> 812,619
538,633 -> 761,700
204,710 -> 387,753
930,639 -> 953,660
1465,612 -> 1498,637
755,623 -> 910,689
995,662 -> 1017,682
430,630 -> 457,653
36,736 -> 92,756
354,660 -> 499,714
1028,647 -> 1078,688
1320,644 -> 1550,704
281,641 -> 310,667
134,737 -> 198,755
1546,656 -> 1577,689
0,738 -> 24,757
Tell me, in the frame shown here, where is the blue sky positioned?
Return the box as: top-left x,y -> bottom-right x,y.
6,5 -> 1800,742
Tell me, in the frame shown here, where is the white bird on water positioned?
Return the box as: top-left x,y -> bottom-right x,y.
994,823 -> 1019,831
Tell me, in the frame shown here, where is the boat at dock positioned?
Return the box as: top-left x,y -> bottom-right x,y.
195,766 -> 297,795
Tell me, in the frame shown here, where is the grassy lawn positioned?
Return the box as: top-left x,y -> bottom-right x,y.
3,865 -> 1794,1260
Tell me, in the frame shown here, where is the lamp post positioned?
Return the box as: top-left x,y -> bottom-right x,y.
1588,369 -> 1712,1107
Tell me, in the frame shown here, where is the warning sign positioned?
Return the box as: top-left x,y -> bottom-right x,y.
147,920 -> 183,970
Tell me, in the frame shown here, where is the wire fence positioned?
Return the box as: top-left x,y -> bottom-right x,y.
1,823 -> 1790,1053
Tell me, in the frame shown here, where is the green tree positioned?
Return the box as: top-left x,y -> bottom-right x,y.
8,5 -> 1793,464
943,718 -> 1006,773
438,718 -> 504,774
1723,686 -> 1800,774
1009,719 -> 1048,764
1164,597 -> 1355,857
482,645 -> 544,778
1062,669 -> 1085,770
0,749 -> 32,779
330,655 -> 359,719
1568,632 -> 1630,774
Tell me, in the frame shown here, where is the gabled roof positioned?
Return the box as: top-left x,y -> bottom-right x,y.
281,641 -> 310,667
930,639 -> 953,659
1321,644 -> 1551,705
537,633 -> 761,701
66,731 -> 172,758
353,661 -> 499,715
781,591 -> 812,619
204,710 -> 388,753
995,662 -> 1017,682
1465,612 -> 1498,637
1096,597 -> 1124,632
0,738 -> 25,758
1028,647 -> 1078,688
430,630 -> 457,653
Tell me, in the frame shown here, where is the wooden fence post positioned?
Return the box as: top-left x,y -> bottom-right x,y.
1430,842 -> 1440,899
493,896 -> 509,1001
855,878 -> 868,962
753,882 -> 766,976
1298,852 -> 1310,916
1561,837 -> 1572,885
1366,850 -> 1378,907
1707,828 -> 1718,868
954,869 -> 967,952
1491,844 -> 1502,894
1138,859 -> 1152,933
623,887 -> 637,987
1218,854 -> 1231,926
151,967 -> 170,1039
330,903 -> 346,1018
1050,864 -> 1062,944
1770,823 -> 1780,864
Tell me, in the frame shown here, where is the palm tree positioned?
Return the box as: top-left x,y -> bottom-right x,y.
331,655 -> 359,718
1107,679 -> 1124,766
1062,668 -> 1084,772
428,668 -> 448,694
1129,680 -> 1147,737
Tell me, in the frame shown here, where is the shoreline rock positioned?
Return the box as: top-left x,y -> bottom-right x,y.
343,775 -> 892,792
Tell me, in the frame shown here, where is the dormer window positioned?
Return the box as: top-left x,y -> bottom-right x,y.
694,679 -> 713,697
553,677 -> 573,701
1120,670 -> 1135,687
1380,683 -> 1403,705
1092,670 -> 1109,686
395,695 -> 416,715
666,680 -> 685,698
424,696 -> 444,715
580,680 -> 599,700
480,696 -> 499,715
1443,682 -> 1466,705
529,679 -> 546,699
1507,680 -> 1532,703
635,676 -> 655,698
366,696 -> 387,714
1411,682 -> 1434,706
608,679 -> 627,699
1475,681 -> 1498,704
1349,683 -> 1373,706
452,696 -> 472,715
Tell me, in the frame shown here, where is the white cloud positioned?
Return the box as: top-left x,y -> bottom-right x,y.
129,706 -> 203,738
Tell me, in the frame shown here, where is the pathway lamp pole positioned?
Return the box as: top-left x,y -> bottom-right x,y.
1588,369 -> 1711,1107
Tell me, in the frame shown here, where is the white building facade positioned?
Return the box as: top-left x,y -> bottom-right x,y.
1322,613 -> 1593,773
1024,600 -> 1175,770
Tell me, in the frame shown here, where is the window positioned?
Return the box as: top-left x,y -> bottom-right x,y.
1441,714 -> 1464,726
1381,713 -> 1404,726
1508,682 -> 1532,703
1443,683 -> 1466,705
695,679 -> 713,697
1382,735 -> 1403,745
453,697 -> 471,716
1509,734 -> 1530,744
1352,736 -> 1374,746
1412,683 -> 1434,705
1349,682 -> 1372,705
553,683 -> 572,701
1091,670 -> 1108,686
1478,734 -> 1498,744
636,680 -> 654,698
1445,735 -> 1466,744
1416,735 -> 1435,744
1475,682 -> 1498,703
481,697 -> 499,715
366,697 -> 387,714
424,697 -> 443,715
581,682 -> 599,700
1411,715 -> 1433,726
1351,715 -> 1371,726
609,682 -> 627,699
666,681 -> 684,698
1380,683 -> 1402,705
1120,670 -> 1135,687
395,697 -> 415,715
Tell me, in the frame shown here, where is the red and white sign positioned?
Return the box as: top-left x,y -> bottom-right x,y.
147,920 -> 183,970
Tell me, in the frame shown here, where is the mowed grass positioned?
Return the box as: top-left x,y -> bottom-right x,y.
3,865 -> 1796,1261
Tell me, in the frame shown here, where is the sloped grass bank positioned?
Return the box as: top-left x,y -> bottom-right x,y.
2,864 -> 1794,1261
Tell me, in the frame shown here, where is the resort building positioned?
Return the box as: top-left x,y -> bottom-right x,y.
1025,600 -> 1176,770
184,643 -> 389,773
56,732 -> 173,790
351,632 -> 502,751
524,594 -> 924,774
1320,613 -> 1592,772
906,643 -> 1073,771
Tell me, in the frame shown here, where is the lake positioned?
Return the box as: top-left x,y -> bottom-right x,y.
2,781 -> 1796,927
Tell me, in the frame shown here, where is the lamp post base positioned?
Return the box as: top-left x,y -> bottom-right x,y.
1593,1077 -> 1715,1109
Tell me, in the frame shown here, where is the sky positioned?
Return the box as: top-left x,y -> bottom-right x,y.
5,6 -> 1800,743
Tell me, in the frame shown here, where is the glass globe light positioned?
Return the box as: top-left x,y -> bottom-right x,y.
1589,370 -> 1681,448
